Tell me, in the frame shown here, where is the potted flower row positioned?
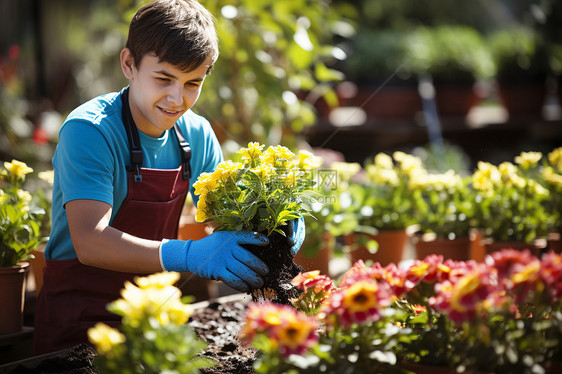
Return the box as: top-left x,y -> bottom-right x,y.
311,147 -> 562,267
0,160 -> 47,335
241,250 -> 562,373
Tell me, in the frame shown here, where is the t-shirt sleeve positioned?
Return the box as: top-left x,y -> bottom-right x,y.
55,120 -> 115,207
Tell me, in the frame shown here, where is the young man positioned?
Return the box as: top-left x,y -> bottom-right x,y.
34,0 -> 304,354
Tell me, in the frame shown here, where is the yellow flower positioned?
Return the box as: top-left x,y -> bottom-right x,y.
38,170 -> 54,185
472,161 -> 500,191
262,145 -> 295,166
543,167 -> 562,187
276,314 -> 314,350
342,281 -> 379,313
250,163 -> 276,179
374,153 -> 393,169
211,160 -> 243,182
195,197 -> 210,223
135,271 -> 180,289
88,323 -> 125,355
332,161 -> 361,183
366,165 -> 398,186
294,150 -> 322,170
237,142 -> 265,163
193,172 -> 218,196
514,151 -> 542,170
511,260 -> 541,285
4,159 -> 33,178
450,272 -> 480,313
548,147 -> 562,172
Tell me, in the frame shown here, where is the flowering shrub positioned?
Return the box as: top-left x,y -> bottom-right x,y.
543,147 -> 562,233
410,167 -> 475,240
472,151 -> 552,243
241,251 -> 562,373
349,151 -> 421,231
193,142 -> 320,236
88,272 -> 215,373
0,159 -> 45,267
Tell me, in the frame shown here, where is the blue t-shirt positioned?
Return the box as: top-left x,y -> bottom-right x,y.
45,88 -> 223,260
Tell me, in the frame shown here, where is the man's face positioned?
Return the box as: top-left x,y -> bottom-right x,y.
123,51 -> 212,137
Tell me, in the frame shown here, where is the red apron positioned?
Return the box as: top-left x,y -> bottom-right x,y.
33,88 -> 192,354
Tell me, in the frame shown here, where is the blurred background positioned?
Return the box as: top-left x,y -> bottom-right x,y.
1,0 -> 562,173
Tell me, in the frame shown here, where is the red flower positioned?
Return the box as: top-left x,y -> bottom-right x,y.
240,301 -> 318,357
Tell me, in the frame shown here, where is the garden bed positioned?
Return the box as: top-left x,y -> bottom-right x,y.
0,293 -> 254,374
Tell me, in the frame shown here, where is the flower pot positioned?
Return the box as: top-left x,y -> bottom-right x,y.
413,236 -> 471,261
344,230 -> 409,266
497,83 -> 546,116
547,232 -> 562,254
470,229 -> 486,263
483,239 -> 542,257
294,232 -> 334,276
352,83 -> 422,119
0,262 -> 29,334
433,83 -> 479,117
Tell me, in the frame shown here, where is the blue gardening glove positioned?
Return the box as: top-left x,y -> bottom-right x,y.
160,231 -> 269,292
287,216 -> 305,256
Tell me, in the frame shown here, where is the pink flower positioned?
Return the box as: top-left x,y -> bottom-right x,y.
429,264 -> 498,324
240,301 -> 318,357
291,270 -> 334,295
322,278 -> 391,329
486,249 -> 543,304
539,251 -> 562,303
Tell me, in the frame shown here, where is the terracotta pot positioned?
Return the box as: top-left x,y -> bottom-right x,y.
30,243 -> 47,296
294,232 -> 334,276
344,230 -> 409,266
433,83 -> 479,116
470,229 -> 486,263
413,236 -> 471,261
483,239 -> 542,257
0,262 -> 30,334
547,232 -> 562,254
177,216 -> 213,241
497,83 -> 546,116
353,84 -> 422,119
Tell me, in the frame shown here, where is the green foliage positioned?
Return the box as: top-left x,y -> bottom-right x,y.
93,322 -> 214,374
410,172 -> 475,240
406,25 -> 495,83
488,25 -> 549,82
0,160 -> 46,267
471,152 -> 553,243
197,0 -> 354,146
89,272 -> 216,374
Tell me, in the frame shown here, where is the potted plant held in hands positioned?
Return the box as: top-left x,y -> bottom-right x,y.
0,160 -> 45,334
193,142 -> 317,304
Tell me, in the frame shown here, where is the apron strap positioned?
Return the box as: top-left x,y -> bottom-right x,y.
121,87 -> 143,183
173,124 -> 192,180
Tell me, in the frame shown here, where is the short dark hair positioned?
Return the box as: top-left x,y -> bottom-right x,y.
126,0 -> 218,73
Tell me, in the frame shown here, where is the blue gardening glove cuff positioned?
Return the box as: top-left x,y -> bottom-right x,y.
160,239 -> 191,272
287,216 -> 305,256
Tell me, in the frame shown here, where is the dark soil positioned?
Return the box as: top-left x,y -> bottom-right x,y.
244,231 -> 304,305
188,297 -> 256,374
1,298 -> 253,374
1,344 -> 97,374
